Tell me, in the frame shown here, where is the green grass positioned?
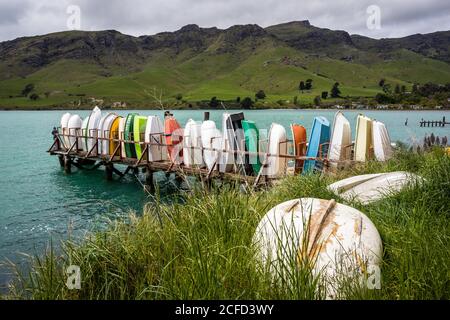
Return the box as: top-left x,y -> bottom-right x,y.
2,148 -> 449,300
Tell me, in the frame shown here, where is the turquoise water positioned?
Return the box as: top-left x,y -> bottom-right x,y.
0,109 -> 449,288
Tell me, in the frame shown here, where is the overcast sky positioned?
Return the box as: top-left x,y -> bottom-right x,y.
0,0 -> 449,42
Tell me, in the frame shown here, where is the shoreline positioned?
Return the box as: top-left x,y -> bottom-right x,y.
1,107 -> 450,112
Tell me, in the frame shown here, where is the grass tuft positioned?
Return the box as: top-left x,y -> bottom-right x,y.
3,149 -> 450,300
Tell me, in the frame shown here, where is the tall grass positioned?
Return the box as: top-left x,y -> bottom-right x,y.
3,148 -> 450,300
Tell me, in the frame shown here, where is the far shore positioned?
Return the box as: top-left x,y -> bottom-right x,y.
1,106 -> 449,112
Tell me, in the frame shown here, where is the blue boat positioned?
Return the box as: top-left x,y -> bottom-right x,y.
303,116 -> 330,173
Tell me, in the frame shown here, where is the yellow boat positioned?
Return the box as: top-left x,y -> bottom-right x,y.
354,115 -> 373,162
109,116 -> 121,156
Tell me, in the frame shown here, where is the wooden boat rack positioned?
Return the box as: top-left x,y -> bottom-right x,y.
48,128 -> 351,191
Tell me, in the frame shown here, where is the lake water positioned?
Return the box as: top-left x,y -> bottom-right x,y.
0,109 -> 449,289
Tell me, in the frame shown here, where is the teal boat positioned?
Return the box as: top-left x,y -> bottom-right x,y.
124,113 -> 138,158
242,120 -> 262,174
303,116 -> 330,173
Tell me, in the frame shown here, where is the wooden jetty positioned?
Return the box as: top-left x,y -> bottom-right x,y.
419,116 -> 449,127
47,129 -> 347,192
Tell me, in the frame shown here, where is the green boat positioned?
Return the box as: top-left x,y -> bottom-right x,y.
242,120 -> 262,174
133,116 -> 148,159
124,113 -> 138,158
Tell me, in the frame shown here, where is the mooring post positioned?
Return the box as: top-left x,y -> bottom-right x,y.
63,155 -> 72,174
175,173 -> 183,187
58,155 -> 65,167
144,167 -> 155,193
105,162 -> 113,181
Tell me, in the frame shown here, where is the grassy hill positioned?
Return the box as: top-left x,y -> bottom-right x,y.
1,21 -> 450,109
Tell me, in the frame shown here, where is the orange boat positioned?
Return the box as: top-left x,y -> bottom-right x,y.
291,124 -> 307,173
165,116 -> 183,163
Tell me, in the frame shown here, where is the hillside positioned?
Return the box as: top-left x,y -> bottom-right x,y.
1,21 -> 450,109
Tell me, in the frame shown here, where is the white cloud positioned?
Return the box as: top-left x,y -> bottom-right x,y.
0,0 -> 449,41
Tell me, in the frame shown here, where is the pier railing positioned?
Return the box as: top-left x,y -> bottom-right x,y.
49,127 -> 356,189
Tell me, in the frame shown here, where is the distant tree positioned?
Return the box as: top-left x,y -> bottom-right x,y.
401,85 -> 406,93
375,93 -> 396,104
21,83 -> 34,97
293,95 -> 298,105
394,84 -> 401,94
209,96 -> 219,108
175,93 -> 183,101
299,81 -> 305,92
236,96 -> 241,103
378,79 -> 385,87
305,79 -> 313,90
412,83 -> 419,94
313,95 -> 321,106
331,82 -> 341,98
255,90 -> 266,100
29,93 -> 39,100
321,91 -> 328,99
44,91 -> 51,98
241,97 -> 253,109
382,84 -> 392,94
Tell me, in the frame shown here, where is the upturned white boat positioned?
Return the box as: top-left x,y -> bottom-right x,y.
100,113 -> 118,155
81,117 -> 89,151
328,171 -> 423,204
253,198 -> 383,299
183,119 -> 203,167
86,106 -> 102,154
354,115 -> 373,162
60,113 -> 71,149
220,113 -> 234,173
267,123 -> 287,178
328,111 -> 351,165
145,116 -> 167,162
201,120 -> 222,171
67,114 -> 82,149
372,120 -> 393,161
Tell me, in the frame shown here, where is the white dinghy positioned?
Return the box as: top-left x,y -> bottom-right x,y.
145,116 -> 167,162
201,120 -> 222,171
266,123 -> 288,178
328,111 -> 351,166
372,120 -> 393,161
253,198 -> 383,299
86,106 -> 102,155
183,119 -> 203,168
60,113 -> 71,149
328,171 -> 424,204
67,114 -> 82,150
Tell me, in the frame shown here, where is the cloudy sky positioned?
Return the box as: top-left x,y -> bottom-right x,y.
0,0 -> 449,42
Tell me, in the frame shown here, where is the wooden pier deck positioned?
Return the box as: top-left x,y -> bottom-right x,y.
47,131 -> 345,192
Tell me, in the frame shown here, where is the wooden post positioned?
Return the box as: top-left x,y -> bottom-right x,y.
58,155 -> 65,167
105,162 -> 113,181
64,155 -> 72,174
145,167 -> 155,193
204,112 -> 210,121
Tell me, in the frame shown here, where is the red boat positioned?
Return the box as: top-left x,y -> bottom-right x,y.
164,116 -> 183,163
